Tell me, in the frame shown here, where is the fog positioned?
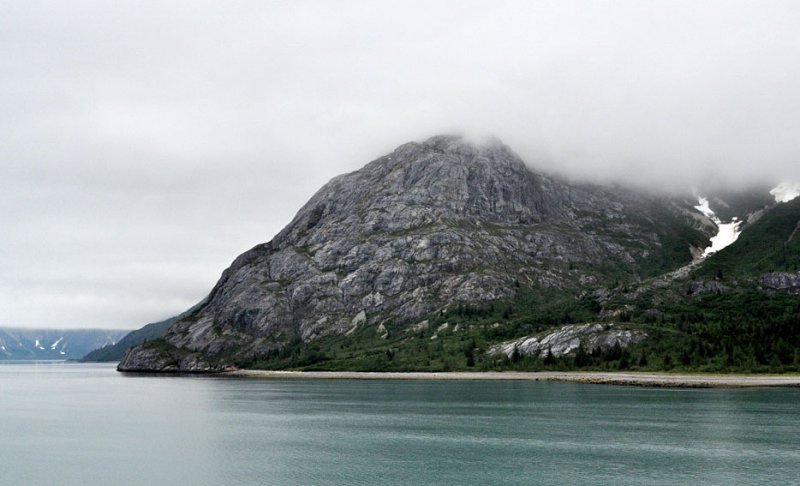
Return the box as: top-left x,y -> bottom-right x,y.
2,1 -> 799,328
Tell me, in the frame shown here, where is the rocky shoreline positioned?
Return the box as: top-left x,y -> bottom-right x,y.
219,370 -> 800,388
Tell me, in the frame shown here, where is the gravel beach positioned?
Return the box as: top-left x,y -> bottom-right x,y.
223,370 -> 800,388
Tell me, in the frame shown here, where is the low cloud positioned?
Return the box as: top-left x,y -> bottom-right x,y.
2,0 -> 799,327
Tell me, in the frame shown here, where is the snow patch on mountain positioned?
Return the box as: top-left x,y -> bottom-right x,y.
770,182 -> 800,203
694,197 -> 742,257
694,197 -> 715,219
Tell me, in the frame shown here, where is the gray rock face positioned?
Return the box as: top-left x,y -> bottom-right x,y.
117,344 -> 227,373
686,280 -> 728,296
118,346 -> 180,372
120,135 -> 706,371
760,272 -> 800,292
488,323 -> 646,359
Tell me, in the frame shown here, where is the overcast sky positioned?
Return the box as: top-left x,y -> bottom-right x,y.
2,0 -> 799,329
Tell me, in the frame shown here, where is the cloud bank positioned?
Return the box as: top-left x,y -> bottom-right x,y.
2,0 -> 799,328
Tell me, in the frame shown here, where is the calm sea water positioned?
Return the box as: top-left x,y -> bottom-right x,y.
1,362 -> 799,485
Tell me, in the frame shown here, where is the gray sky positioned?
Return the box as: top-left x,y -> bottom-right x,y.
2,0 -> 799,329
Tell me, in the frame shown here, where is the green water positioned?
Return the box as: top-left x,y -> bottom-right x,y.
1,363 -> 799,485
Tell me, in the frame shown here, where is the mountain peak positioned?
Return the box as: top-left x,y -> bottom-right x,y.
420,133 -> 504,149
414,134 -> 518,161
272,135 -> 562,248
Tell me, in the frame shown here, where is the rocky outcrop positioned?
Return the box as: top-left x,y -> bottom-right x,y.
760,272 -> 800,292
119,135 -> 707,372
488,323 -> 646,359
686,280 -> 727,296
117,343 -> 229,373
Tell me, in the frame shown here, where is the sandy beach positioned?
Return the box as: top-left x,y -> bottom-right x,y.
223,370 -> 800,388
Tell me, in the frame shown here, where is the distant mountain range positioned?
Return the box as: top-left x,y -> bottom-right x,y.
0,328 -> 129,360
107,135 -> 799,374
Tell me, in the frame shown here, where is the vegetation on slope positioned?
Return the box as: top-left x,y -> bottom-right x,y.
223,280 -> 800,374
225,200 -> 800,374
623,202 -> 710,277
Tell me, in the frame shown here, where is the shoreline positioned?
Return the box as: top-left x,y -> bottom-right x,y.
222,370 -> 800,388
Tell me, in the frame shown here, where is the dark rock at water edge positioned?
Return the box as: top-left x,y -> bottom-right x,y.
117,341 -> 230,373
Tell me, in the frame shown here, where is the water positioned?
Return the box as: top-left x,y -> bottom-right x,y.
1,363 -> 799,485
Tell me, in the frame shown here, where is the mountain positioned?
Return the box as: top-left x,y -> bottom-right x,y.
559,194 -> 800,373
81,301 -> 207,362
80,316 -> 179,362
119,135 -> 722,372
693,185 -> 775,224
0,328 -> 129,360
696,196 -> 800,279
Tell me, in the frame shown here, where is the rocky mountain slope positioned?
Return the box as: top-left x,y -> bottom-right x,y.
696,196 -> 800,279
80,314 -> 180,362
82,301 -> 207,362
120,135 -> 718,372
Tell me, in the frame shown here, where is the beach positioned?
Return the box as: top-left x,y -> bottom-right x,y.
224,370 -> 800,388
